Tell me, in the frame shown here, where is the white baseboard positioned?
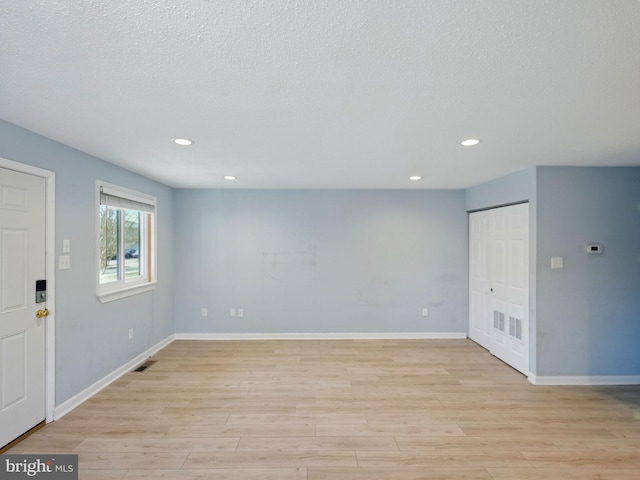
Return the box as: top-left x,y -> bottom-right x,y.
528,374 -> 640,386
174,332 -> 467,340
53,334 -> 175,420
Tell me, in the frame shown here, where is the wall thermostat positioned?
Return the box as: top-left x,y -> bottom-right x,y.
586,245 -> 603,254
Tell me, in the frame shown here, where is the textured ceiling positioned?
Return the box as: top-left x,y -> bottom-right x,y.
1,0 -> 639,189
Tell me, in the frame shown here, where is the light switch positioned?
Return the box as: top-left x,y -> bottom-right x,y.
551,257 -> 563,269
63,239 -> 71,253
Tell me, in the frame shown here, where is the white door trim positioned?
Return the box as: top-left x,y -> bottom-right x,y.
0,157 -> 55,423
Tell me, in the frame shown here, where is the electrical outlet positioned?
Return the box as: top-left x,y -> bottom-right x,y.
238,308 -> 244,317
422,307 -> 429,317
230,308 -> 236,317
59,255 -> 71,270
551,256 -> 564,269
201,308 -> 207,317
128,328 -> 134,340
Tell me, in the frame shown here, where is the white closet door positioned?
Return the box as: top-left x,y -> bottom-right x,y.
469,210 -> 493,350
469,203 -> 529,375
500,203 -> 529,374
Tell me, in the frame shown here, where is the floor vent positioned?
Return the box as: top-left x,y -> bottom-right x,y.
133,359 -> 157,373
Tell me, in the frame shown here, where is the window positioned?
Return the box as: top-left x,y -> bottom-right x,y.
97,181 -> 157,302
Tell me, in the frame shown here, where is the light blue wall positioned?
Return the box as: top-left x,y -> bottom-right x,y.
0,120 -> 175,405
2,114 -> 637,401
466,166 -> 640,378
465,167 -> 538,373
174,189 -> 468,334
465,167 -> 536,212
536,167 -> 640,376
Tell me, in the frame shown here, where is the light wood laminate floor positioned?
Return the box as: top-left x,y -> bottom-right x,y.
8,339 -> 640,479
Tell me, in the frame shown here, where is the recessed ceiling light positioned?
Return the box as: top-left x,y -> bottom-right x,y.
172,138 -> 193,146
223,175 -> 236,180
409,175 -> 422,181
460,138 -> 481,147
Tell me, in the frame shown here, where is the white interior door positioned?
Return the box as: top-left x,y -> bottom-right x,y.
469,203 -> 529,375
491,207 -> 510,355
469,210 -> 493,349
0,167 -> 46,447
498,203 -> 529,374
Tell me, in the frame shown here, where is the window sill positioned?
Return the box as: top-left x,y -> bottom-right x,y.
97,282 -> 157,304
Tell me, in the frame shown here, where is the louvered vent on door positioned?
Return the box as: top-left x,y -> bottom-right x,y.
494,311 -> 505,331
508,317 -> 524,340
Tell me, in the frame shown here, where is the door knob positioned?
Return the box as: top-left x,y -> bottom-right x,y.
36,309 -> 50,318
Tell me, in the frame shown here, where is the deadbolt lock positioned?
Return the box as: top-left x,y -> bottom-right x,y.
36,309 -> 50,318
36,279 -> 46,303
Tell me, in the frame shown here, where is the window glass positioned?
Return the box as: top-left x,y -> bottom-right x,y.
97,181 -> 156,302
124,209 -> 141,279
99,205 -> 119,284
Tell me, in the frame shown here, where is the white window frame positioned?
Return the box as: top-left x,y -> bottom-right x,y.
96,180 -> 157,303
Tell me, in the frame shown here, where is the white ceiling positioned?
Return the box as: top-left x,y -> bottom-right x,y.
1,1 -> 640,189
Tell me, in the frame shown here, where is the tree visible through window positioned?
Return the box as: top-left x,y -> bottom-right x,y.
99,207 -> 143,283
97,181 -> 156,302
